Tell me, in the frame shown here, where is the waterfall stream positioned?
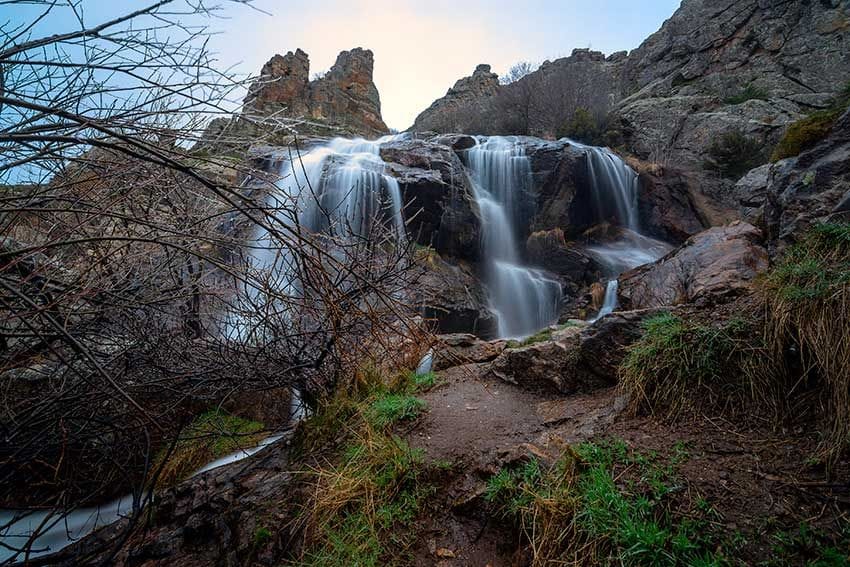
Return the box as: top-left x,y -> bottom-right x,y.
466,137 -> 562,339
576,144 -> 670,317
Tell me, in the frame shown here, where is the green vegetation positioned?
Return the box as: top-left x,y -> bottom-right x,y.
558,107 -> 604,145
485,440 -> 726,566
764,523 -> 850,567
724,84 -> 769,105
151,409 -> 265,488
365,394 -> 425,428
253,526 -> 272,548
619,313 -> 777,418
771,81 -> 850,161
703,129 -> 767,179
761,222 -> 850,463
291,363 -> 437,566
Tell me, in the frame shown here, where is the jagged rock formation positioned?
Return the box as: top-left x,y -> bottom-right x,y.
243,47 -> 388,137
411,64 -> 500,133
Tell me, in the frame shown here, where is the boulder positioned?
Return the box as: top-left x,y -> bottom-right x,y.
432,333 -> 507,371
634,165 -> 713,243
487,310 -> 657,394
380,138 -> 482,262
618,222 -> 769,309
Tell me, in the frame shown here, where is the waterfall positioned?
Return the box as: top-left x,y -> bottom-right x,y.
569,142 -> 671,319
467,137 -> 562,339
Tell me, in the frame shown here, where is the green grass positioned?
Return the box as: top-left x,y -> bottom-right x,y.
761,222 -> 850,464
365,394 -> 425,429
290,362 -> 437,566
725,84 -> 769,105
771,81 -> 850,162
151,409 -> 265,487
485,440 -> 727,566
763,523 -> 850,567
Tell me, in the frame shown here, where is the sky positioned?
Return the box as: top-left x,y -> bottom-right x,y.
4,0 -> 682,130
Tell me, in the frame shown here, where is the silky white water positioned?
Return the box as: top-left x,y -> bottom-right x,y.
570,142 -> 670,318
467,137 -> 562,339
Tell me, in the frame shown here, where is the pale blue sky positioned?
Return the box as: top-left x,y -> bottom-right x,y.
4,0 -> 682,129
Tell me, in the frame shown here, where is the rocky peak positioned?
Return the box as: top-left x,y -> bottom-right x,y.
411,63 -> 500,132
243,47 -> 388,138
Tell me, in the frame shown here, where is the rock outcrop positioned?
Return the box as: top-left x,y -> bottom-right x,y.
411,49 -> 627,137
762,108 -> 850,250
618,222 -> 769,309
411,64 -> 500,133
243,48 -> 388,138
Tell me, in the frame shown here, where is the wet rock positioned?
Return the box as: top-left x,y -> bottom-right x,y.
634,165 -> 714,243
381,139 -> 481,262
526,228 -> 599,285
619,222 -> 769,309
432,333 -> 507,371
415,251 -> 496,337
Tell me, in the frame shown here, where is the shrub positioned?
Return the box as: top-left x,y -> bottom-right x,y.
619,313 -> 780,419
724,84 -> 768,105
703,129 -> 767,179
771,81 -> 850,161
558,107 -> 604,145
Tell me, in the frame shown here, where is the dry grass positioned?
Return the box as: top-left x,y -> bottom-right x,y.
761,222 -> 850,464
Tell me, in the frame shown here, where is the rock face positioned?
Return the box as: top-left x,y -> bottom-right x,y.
618,222 -> 769,309
411,49 -> 627,137
243,48 -> 388,138
380,138 -> 482,261
411,64 -> 500,133
763,108 -> 850,250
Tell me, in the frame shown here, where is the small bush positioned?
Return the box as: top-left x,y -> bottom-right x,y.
703,129 -> 767,179
558,107 -> 604,145
724,84 -> 768,105
771,81 -> 850,162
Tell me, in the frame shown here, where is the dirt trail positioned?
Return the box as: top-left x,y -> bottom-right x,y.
405,355 -> 850,566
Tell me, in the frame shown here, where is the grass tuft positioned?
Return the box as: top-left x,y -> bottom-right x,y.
761,222 -> 850,464
771,81 -> 850,162
619,313 -> 780,419
365,395 -> 425,429
151,409 -> 265,488
485,440 -> 726,566
724,84 -> 768,105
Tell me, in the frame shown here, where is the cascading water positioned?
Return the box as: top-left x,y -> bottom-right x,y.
0,136 -> 411,564
573,143 -> 671,318
466,137 -> 562,339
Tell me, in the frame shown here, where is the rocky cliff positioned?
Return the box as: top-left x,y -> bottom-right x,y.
226,47 -> 389,141
410,0 -> 850,211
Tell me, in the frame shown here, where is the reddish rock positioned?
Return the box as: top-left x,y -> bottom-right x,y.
243,48 -> 388,138
619,222 -> 769,309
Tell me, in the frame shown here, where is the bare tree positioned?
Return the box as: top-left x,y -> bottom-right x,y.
0,2 -> 423,563
499,60 -> 538,85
